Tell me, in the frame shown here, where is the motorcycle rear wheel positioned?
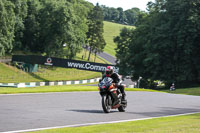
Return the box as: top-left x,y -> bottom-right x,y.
102,95 -> 112,113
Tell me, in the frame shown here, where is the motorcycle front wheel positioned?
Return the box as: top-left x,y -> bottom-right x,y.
118,105 -> 126,112
118,100 -> 127,112
102,94 -> 112,113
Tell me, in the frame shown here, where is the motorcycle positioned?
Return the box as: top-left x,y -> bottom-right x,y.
98,77 -> 127,113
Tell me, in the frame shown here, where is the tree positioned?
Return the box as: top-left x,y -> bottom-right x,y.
22,0 -> 42,53
87,3 -> 106,61
100,5 -> 147,25
0,0 -> 15,56
38,0 -> 73,57
8,0 -> 28,50
117,7 -> 126,24
22,0 -> 91,58
64,0 -> 92,59
116,0 -> 200,88
124,8 -> 146,25
101,5 -> 111,21
143,0 -> 200,87
114,27 -> 134,75
110,8 -> 120,22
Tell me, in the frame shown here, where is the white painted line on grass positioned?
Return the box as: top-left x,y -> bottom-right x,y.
3,111 -> 200,133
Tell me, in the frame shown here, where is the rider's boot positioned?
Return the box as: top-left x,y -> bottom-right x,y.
121,93 -> 127,104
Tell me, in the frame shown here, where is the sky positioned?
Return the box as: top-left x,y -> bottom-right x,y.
85,0 -> 155,11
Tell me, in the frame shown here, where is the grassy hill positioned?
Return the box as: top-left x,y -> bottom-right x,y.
0,63 -> 101,83
0,21 -> 134,83
103,21 -> 135,57
0,51 -> 104,83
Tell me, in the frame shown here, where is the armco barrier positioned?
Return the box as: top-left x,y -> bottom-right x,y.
0,78 -> 135,88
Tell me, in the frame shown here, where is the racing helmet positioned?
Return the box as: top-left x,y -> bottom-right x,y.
106,66 -> 113,76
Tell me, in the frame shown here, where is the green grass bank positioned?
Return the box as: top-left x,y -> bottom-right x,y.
103,21 -> 134,57
0,50 -> 107,83
0,86 -> 159,94
162,86 -> 200,96
0,63 -> 101,83
29,113 -> 200,133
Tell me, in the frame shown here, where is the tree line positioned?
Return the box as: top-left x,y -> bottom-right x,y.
0,0 -> 105,61
115,0 -> 200,88
101,5 -> 147,26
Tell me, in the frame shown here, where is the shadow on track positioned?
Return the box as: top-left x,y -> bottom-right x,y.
127,107 -> 200,117
69,109 -> 118,114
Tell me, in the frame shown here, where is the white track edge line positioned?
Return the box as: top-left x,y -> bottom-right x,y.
3,111 -> 200,133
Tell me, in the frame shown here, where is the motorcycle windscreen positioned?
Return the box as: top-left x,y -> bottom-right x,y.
98,77 -> 113,89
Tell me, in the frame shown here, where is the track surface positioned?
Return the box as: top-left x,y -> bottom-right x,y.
98,52 -> 116,65
0,91 -> 200,132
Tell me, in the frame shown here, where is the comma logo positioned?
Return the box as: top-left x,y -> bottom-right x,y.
44,58 -> 53,66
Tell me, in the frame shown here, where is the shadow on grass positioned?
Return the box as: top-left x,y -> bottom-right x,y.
28,72 -> 50,82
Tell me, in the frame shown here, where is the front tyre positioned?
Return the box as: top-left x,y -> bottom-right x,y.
102,95 -> 112,113
118,105 -> 125,112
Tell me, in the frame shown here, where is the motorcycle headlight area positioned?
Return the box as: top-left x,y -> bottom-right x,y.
98,77 -> 113,90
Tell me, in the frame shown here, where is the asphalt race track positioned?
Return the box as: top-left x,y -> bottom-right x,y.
0,91 -> 200,132
97,52 -> 116,65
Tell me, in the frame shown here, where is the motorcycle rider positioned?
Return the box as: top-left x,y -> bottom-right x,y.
102,66 -> 126,105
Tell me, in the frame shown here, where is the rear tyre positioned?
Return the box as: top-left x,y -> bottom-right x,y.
102,95 -> 112,113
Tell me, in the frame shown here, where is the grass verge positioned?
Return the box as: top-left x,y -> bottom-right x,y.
29,113 -> 200,133
161,87 -> 200,96
0,85 -> 97,94
0,86 -> 161,94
